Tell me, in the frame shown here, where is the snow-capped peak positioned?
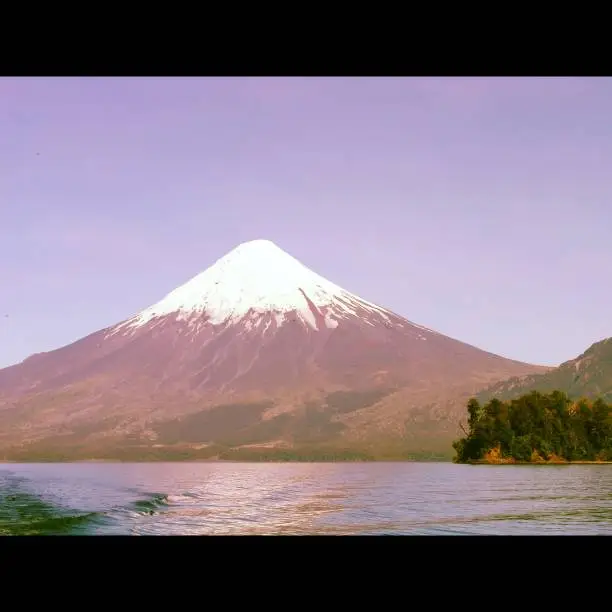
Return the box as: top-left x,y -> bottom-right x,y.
112,239 -> 408,334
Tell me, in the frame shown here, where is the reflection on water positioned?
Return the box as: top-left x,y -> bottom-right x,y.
1,462 -> 612,534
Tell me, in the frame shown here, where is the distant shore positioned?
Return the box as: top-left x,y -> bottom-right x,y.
0,445 -> 453,463
2,458 -> 611,464
468,459 -> 612,465
0,455 -> 452,464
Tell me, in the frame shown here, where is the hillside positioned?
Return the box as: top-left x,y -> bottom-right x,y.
477,338 -> 612,405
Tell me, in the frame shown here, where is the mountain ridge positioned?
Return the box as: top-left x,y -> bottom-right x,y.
475,337 -> 612,405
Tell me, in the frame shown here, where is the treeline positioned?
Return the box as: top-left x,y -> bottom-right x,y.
218,447 -> 374,462
2,442 -> 452,463
453,390 -> 612,463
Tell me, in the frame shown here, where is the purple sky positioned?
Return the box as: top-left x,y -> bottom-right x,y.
1,77 -> 611,369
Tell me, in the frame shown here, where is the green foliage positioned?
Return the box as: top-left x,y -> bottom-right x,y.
453,390 -> 612,463
509,435 -> 532,462
467,398 -> 483,430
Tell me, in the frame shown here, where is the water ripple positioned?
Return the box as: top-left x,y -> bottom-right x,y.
1,463 -> 612,534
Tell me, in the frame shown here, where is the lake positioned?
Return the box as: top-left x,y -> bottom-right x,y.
1,462 -> 611,534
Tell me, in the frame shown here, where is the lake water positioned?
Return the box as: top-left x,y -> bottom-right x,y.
1,462 -> 611,535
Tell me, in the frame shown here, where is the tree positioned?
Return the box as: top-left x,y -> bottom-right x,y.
467,398 -> 483,432
452,390 -> 612,463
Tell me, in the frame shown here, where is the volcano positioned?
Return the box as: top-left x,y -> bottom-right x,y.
0,239 -> 548,458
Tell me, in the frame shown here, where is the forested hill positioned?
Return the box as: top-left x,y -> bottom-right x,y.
453,390 -> 612,464
475,338 -> 612,404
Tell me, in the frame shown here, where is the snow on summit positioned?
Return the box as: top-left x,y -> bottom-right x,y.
114,239 -> 404,334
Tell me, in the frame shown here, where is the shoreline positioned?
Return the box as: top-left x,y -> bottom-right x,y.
0,455 -> 454,464
467,460 -> 612,465
0,458 -> 451,464
3,457 -> 610,465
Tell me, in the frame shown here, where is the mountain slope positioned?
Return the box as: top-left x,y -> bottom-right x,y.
476,337 -> 612,404
0,239 -> 548,458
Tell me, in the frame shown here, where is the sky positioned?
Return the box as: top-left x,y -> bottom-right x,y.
1,76 -> 611,369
